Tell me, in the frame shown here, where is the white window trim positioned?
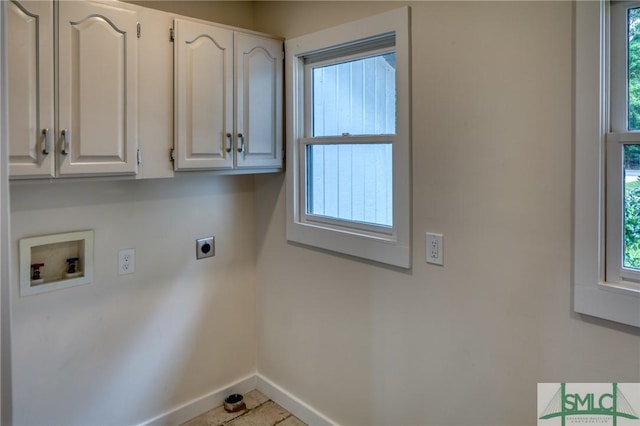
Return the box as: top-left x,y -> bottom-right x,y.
606,132 -> 640,286
0,2 -> 8,423
285,7 -> 411,268
606,1 -> 640,285
574,0 -> 640,326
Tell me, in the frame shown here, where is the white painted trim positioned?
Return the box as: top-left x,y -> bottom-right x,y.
605,1 -> 640,284
0,1 -> 12,423
285,7 -> 412,269
256,374 -> 338,426
19,230 -> 94,296
574,0 -> 640,326
137,374 -> 257,426
137,374 -> 338,426
609,1 -> 629,133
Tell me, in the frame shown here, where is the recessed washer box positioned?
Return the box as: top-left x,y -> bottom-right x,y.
19,230 -> 94,297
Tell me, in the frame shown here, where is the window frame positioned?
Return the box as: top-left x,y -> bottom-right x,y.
300,137 -> 395,236
607,1 -> 640,285
303,45 -> 397,139
575,0 -> 640,327
285,7 -> 411,268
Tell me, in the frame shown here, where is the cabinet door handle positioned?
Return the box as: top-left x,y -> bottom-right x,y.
225,133 -> 232,153
61,129 -> 69,155
237,133 -> 245,154
41,129 -> 50,155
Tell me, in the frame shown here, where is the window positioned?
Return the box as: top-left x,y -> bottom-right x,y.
574,1 -> 640,327
607,1 -> 640,286
285,7 -> 411,268
305,47 -> 395,231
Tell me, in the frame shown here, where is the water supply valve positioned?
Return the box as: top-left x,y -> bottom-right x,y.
63,257 -> 82,279
30,263 -> 45,285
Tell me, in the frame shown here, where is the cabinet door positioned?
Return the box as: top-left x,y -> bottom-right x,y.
174,19 -> 233,170
57,1 -> 138,176
7,0 -> 54,178
235,33 -> 282,169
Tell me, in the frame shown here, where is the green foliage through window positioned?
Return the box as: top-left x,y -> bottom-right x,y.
629,7 -> 640,130
625,145 -> 640,268
624,10 -> 640,268
625,183 -> 640,268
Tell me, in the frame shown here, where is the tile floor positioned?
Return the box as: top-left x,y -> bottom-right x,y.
181,390 -> 308,426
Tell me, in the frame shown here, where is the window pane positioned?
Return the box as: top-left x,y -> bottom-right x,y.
624,145 -> 640,268
306,144 -> 392,227
628,7 -> 640,130
312,53 -> 396,137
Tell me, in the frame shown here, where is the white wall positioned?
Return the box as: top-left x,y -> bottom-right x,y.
253,2 -> 640,425
126,0 -> 255,29
7,2 -> 640,425
6,3 -> 260,424
10,175 -> 257,425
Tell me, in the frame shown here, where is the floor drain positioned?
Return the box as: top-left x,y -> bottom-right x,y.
224,394 -> 246,413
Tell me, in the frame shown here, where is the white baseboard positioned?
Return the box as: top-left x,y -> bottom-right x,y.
138,373 -> 337,426
256,374 -> 338,426
138,374 -> 257,426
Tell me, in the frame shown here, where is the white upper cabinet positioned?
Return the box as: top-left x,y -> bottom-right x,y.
174,19 -> 234,170
8,0 -> 139,179
174,18 -> 283,171
7,0 -> 55,178
57,1 -> 138,176
235,33 -> 283,169
8,1 -> 282,179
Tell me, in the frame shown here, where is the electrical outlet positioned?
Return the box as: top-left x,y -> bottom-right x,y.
118,248 -> 135,275
196,237 -> 215,260
426,233 -> 443,266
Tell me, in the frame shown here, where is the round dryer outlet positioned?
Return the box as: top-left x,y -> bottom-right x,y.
196,236 -> 215,259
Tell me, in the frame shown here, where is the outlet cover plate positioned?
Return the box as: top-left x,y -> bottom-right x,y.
118,248 -> 135,275
196,237 -> 215,259
426,233 -> 443,266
